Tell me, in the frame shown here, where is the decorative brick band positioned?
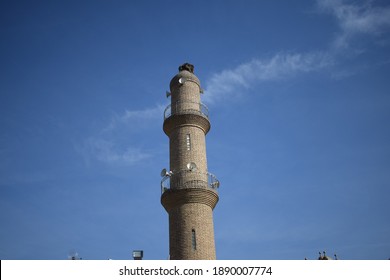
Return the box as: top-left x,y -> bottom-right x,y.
163,113 -> 211,136
161,187 -> 219,212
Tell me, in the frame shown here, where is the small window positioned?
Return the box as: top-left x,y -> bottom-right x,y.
191,229 -> 197,250
186,134 -> 191,151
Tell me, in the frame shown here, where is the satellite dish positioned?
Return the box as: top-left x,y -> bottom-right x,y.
166,91 -> 171,98
200,88 -> 204,94
186,162 -> 197,171
160,168 -> 168,177
178,77 -> 187,85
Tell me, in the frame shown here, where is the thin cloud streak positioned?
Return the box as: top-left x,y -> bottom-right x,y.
204,0 -> 390,105
317,0 -> 390,49
81,138 -> 152,166
104,104 -> 165,132
77,104 -> 164,166
204,52 -> 333,104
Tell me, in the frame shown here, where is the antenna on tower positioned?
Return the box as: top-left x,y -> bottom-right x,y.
166,91 -> 171,98
161,168 -> 168,177
161,168 -> 172,177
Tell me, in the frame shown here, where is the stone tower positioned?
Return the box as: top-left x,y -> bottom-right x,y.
161,63 -> 220,260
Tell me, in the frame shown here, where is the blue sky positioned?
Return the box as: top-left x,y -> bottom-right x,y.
1,0 -> 389,260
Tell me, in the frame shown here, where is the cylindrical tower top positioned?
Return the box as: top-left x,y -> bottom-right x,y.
169,63 -> 201,93
163,63 -> 210,136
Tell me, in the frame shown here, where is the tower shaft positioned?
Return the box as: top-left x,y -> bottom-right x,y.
161,63 -> 219,260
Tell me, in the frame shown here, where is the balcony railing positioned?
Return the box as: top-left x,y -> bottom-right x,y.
164,101 -> 209,120
161,170 -> 220,194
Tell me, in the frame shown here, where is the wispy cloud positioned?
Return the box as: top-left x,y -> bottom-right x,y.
77,104 -> 164,166
104,104 -> 165,132
204,52 -> 333,104
204,1 -> 390,104
317,0 -> 390,49
81,138 -> 152,166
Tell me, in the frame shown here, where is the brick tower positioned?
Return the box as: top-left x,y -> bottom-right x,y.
161,63 -> 220,260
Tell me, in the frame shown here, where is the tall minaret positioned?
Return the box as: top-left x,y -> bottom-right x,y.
161,63 -> 219,260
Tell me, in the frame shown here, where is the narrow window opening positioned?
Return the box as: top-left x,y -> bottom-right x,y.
191,229 -> 197,250
186,134 -> 191,151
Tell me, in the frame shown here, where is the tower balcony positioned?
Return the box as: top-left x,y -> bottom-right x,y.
164,101 -> 209,120
161,170 -> 220,195
163,101 -> 211,135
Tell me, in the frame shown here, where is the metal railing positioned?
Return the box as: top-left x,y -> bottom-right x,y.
161,175 -> 170,194
164,101 -> 209,120
161,170 -> 219,194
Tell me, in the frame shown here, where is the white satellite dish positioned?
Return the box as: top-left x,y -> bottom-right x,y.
178,77 -> 187,85
186,162 -> 197,171
160,168 -> 168,177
